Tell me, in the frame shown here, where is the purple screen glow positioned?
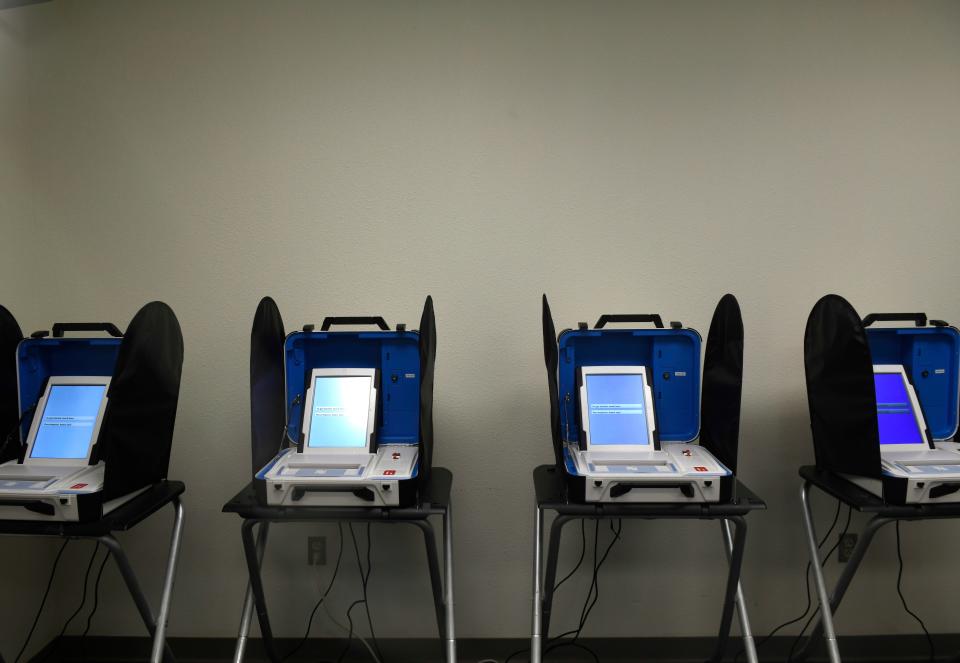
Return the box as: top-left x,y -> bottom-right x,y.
874,372 -> 924,445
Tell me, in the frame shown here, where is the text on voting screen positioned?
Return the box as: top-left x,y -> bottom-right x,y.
31,384 -> 107,459
307,376 -> 373,449
586,374 -> 650,446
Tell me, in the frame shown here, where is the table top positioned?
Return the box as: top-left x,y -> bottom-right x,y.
533,465 -> 766,517
800,465 -> 960,517
222,467 -> 452,521
0,480 -> 184,537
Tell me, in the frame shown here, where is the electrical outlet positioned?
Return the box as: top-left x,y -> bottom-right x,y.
838,533 -> 857,562
307,536 -> 326,565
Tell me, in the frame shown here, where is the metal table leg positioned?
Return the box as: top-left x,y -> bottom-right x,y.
150,498 -> 185,663
708,515 -> 747,663
795,511 -> 893,663
233,521 -> 269,663
443,504 -> 457,663
800,481 -> 841,663
411,519 -> 446,641
539,514 -> 574,639
530,506 -> 544,663
99,534 -> 177,663
722,519 -> 757,663
241,519 -> 280,663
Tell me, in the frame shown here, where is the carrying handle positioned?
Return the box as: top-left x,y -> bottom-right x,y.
291,485 -> 376,502
595,314 -> 664,329
320,316 -> 390,331
51,322 -> 123,338
862,313 -> 927,328
929,483 -> 960,499
0,499 -> 55,516
609,482 -> 695,499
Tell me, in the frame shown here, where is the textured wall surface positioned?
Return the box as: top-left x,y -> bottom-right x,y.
2,0 -> 960,658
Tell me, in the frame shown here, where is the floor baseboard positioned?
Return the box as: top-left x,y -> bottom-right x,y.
30,634 -> 960,662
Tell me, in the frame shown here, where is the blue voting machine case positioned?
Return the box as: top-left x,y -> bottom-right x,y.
0,304 -> 184,521
804,297 -> 960,504
542,295 -> 744,503
251,297 -> 436,507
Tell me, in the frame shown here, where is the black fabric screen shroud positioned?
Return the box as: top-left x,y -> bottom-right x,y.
98,301 -> 185,501
699,293 -> 744,475
0,305 -> 24,464
249,297 -> 286,478
541,295 -> 564,471
803,294 -> 881,478
417,296 -> 436,489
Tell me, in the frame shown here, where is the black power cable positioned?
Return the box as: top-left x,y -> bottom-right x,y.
786,506 -> 853,663
503,520 -> 589,663
43,542 -> 102,662
81,550 -> 111,638
733,500 -> 843,663
15,539 -> 70,663
278,394 -> 302,453
337,523 -> 382,663
895,522 -> 935,663
281,523 -> 345,663
552,520 -> 587,595
543,519 -> 622,662
362,523 -> 381,660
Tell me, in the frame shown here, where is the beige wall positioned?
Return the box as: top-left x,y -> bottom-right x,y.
3,0 -> 960,656
0,6 -> 70,658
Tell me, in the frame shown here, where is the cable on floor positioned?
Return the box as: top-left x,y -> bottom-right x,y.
542,519 -> 622,662
76,545 -> 113,662
337,523 -> 382,663
43,542 -> 102,662
733,499 -> 843,663
15,539 -> 70,663
281,522 -> 345,663
785,505 -> 853,662
895,521 -> 934,663
503,520 -> 589,663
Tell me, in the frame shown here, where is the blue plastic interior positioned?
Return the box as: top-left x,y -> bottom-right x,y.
16,338 -> 121,439
867,326 -> 960,440
557,328 -> 702,443
284,331 -> 420,445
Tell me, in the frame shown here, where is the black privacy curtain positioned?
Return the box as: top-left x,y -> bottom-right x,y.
700,294 -> 743,474
250,297 -> 286,477
99,301 -> 185,500
0,305 -> 24,464
418,296 -> 436,489
803,294 -> 880,477
541,295 -> 563,471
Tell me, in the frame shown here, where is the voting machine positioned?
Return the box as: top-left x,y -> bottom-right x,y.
542,295 -> 745,504
252,297 -> 436,507
805,297 -> 960,504
0,304 -> 184,521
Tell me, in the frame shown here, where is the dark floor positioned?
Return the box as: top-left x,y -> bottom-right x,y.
28,635 -> 960,663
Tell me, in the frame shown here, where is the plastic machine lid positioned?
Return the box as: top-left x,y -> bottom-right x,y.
865,318 -> 960,441
557,323 -> 702,443
276,297 -> 437,489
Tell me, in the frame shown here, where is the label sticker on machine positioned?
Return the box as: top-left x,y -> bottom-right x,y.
0,479 -> 55,490
283,467 -> 364,478
589,463 -> 677,474
901,464 -> 960,475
